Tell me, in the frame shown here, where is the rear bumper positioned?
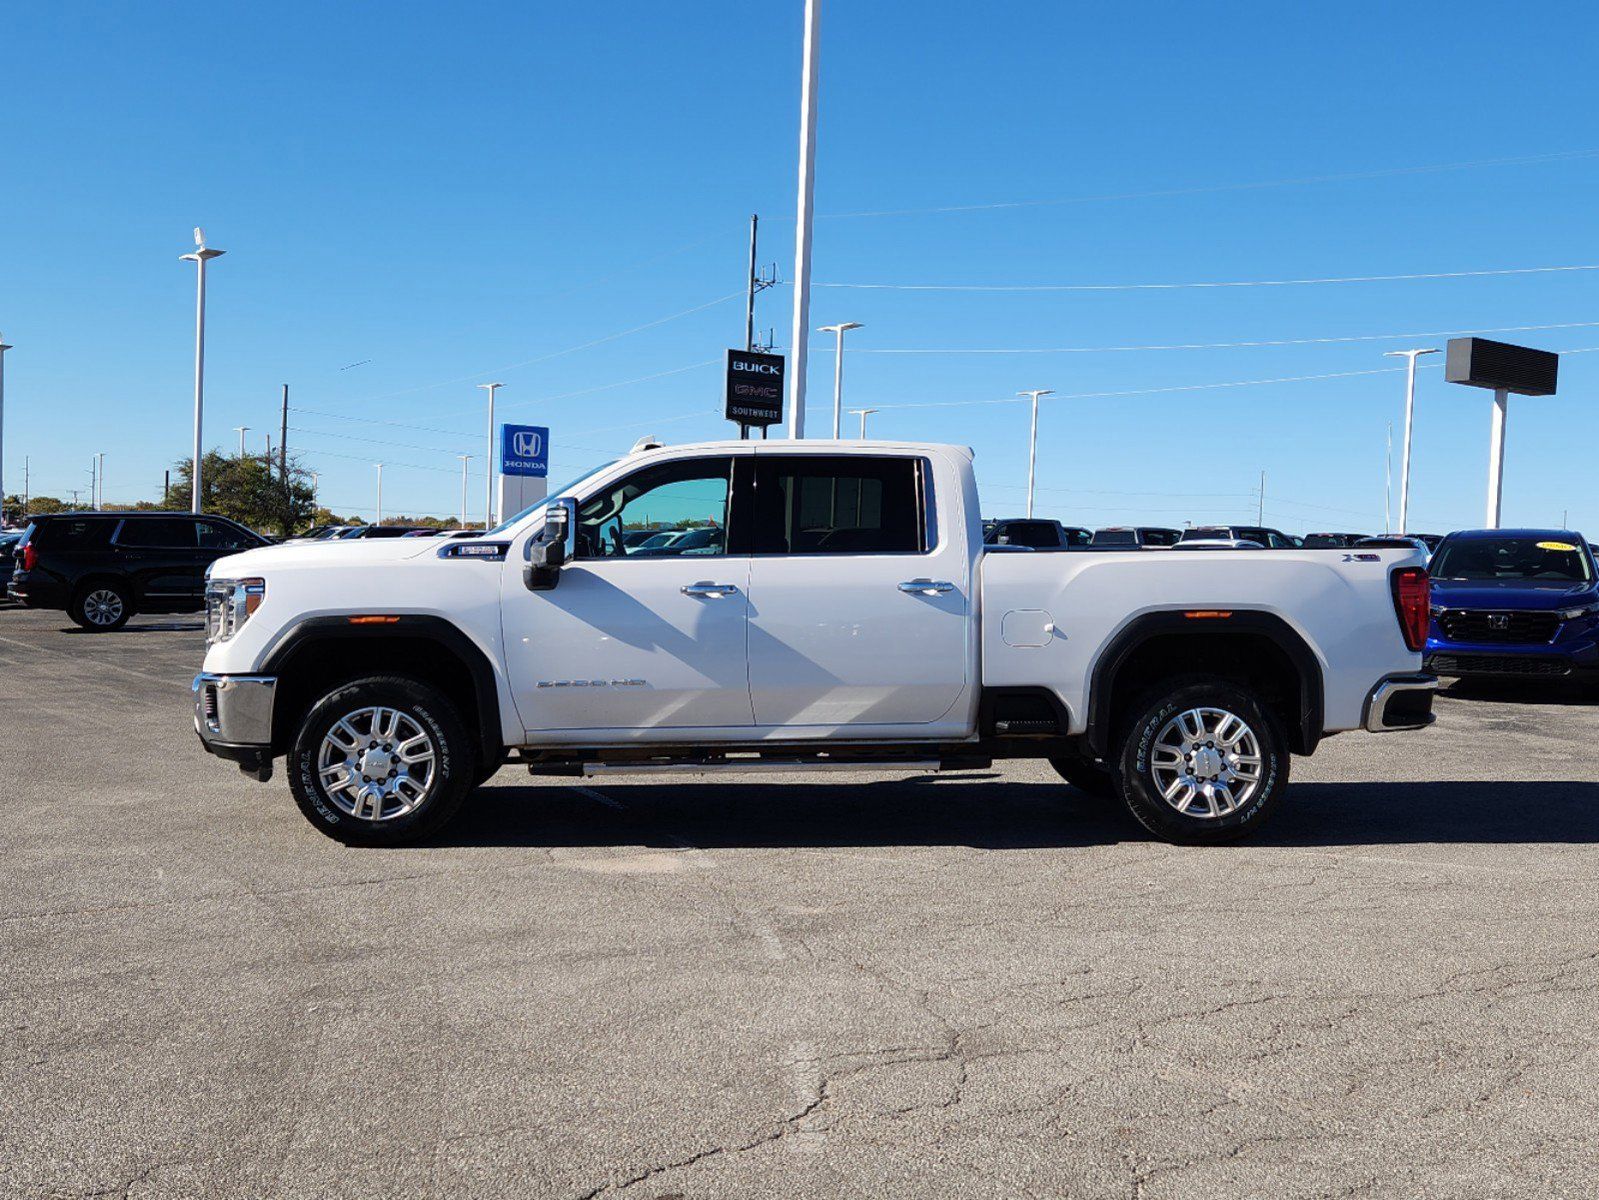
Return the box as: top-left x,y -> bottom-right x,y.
193,672 -> 277,767
7,573 -> 64,608
1362,672 -> 1437,732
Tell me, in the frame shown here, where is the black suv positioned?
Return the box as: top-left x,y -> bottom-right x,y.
8,512 -> 267,631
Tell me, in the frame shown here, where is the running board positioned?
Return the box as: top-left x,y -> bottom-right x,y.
575,758 -> 945,777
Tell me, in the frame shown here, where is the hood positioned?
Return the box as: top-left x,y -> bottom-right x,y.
1429,577 -> 1599,611
209,536 -> 443,578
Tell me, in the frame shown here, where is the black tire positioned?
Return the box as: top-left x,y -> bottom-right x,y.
1049,753 -> 1117,798
287,675 -> 477,846
69,580 -> 132,631
1114,677 -> 1288,845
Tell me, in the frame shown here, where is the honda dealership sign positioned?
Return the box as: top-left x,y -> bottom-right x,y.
725,349 -> 785,428
500,424 -> 549,478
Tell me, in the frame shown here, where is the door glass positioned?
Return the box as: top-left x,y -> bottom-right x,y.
119,518 -> 198,548
196,520 -> 254,550
574,458 -> 732,559
752,456 -> 923,555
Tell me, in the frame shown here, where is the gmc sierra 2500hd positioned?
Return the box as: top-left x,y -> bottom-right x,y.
193,439 -> 1436,846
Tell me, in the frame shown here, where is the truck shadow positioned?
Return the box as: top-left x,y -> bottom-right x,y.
1440,678 -> 1596,707
440,777 -> 1599,850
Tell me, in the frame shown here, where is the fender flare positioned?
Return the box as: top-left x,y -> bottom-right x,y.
1085,610 -> 1324,756
260,615 -> 503,764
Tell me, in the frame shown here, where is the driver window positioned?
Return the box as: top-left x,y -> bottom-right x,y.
574,457 -> 732,560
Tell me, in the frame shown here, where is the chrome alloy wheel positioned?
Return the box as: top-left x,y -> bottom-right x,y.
317,706 -> 438,821
1148,707 -> 1264,819
83,589 -> 125,626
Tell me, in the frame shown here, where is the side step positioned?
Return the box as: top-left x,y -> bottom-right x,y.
524,753 -> 992,778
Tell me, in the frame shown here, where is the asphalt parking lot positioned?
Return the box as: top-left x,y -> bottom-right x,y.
3,609 -> 1599,1198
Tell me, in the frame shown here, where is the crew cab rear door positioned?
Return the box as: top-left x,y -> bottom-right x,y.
742,450 -> 971,731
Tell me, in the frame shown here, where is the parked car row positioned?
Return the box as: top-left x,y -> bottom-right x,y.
981,518 -> 1446,553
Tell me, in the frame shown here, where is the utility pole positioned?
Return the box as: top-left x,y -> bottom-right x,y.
1383,348 -> 1439,535
374,462 -> 384,526
180,228 -> 224,513
90,457 -> 98,511
458,455 -> 472,528
743,214 -> 779,441
0,334 -> 10,525
279,383 -> 291,530
311,472 -> 320,516
478,382 -> 503,528
1018,389 -> 1053,519
1258,470 -> 1266,525
96,453 -> 105,510
819,322 -> 863,437
786,0 -> 821,438
264,432 -> 273,480
234,426 -> 250,455
24,456 -> 30,519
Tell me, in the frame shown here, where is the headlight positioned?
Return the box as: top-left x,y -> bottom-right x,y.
1559,603 -> 1599,621
205,577 -> 266,644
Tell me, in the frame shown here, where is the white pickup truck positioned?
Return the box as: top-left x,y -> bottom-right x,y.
194,439 -> 1436,846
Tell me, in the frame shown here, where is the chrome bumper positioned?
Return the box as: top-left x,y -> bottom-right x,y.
193,672 -> 278,749
1362,672 -> 1437,732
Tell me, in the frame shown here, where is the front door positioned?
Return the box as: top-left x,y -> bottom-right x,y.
743,452 -> 972,730
504,454 -> 755,736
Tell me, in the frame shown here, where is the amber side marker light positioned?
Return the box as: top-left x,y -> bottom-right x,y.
1182,611 -> 1233,619
348,615 -> 402,625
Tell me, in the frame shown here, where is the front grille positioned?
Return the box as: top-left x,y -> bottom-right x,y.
1437,609 -> 1558,644
1427,653 -> 1571,677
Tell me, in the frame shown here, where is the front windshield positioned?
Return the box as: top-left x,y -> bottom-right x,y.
1430,536 -> 1594,583
486,460 -> 618,536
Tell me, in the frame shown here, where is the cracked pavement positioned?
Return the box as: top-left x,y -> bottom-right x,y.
3,608 -> 1599,1197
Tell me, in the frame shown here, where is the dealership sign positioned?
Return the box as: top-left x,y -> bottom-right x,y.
500,424 -> 549,478
725,349 -> 785,427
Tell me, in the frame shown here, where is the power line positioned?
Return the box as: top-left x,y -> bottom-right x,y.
870,367 -> 1404,411
841,319 -> 1599,357
815,263 -> 1599,293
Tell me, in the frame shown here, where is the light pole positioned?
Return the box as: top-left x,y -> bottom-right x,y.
787,0 -> 821,438
1382,348 -> 1438,535
0,334 -> 10,526
180,228 -> 224,513
1018,389 -> 1054,519
819,322 -> 862,437
374,463 -> 384,526
458,454 -> 472,529
478,382 -> 503,528
233,426 -> 250,456
311,472 -> 320,517
848,407 -> 879,437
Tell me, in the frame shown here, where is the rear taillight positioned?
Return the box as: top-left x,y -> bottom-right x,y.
21,544 -> 36,572
1391,566 -> 1429,652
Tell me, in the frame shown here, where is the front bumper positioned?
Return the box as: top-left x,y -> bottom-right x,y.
1362,672 -> 1437,732
193,672 -> 278,769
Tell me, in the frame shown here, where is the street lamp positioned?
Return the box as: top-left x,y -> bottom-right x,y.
458,455 -> 472,529
1018,389 -> 1054,519
1382,348 -> 1439,535
233,426 -> 250,456
180,227 -> 224,513
374,462 -> 384,526
818,322 -> 863,437
478,382 -> 503,528
0,334 -> 11,526
848,407 -> 879,437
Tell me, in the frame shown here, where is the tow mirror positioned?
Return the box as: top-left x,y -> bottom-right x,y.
524,498 -> 575,591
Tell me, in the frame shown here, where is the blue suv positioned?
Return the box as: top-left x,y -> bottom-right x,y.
1425,529 -> 1599,680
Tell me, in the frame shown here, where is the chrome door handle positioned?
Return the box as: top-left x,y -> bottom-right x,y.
898,579 -> 955,595
682,581 -> 739,598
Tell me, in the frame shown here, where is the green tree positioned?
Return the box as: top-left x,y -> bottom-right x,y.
168,451 -> 318,538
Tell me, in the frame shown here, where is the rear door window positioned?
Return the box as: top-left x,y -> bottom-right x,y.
117,518 -> 198,548
750,455 -> 925,555
197,520 -> 257,550
33,518 -> 117,550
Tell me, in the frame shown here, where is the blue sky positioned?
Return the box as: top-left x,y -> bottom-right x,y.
3,1 -> 1598,533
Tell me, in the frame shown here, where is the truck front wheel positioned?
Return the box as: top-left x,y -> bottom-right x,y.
287,676 -> 477,846
1114,679 -> 1288,845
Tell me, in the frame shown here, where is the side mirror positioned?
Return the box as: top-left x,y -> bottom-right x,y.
524,498 -> 575,591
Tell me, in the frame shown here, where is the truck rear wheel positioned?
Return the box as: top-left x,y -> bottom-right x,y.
70,581 -> 132,631
287,675 -> 476,846
1114,678 -> 1288,845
